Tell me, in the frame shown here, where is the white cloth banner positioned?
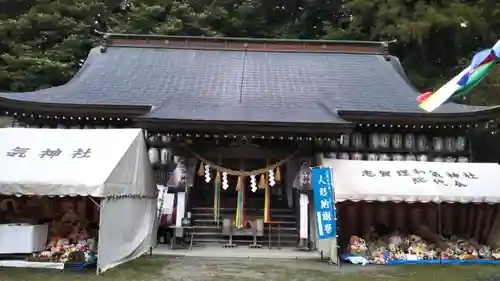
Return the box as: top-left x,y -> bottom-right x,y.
175,192 -> 185,237
321,159 -> 500,203
299,194 -> 309,239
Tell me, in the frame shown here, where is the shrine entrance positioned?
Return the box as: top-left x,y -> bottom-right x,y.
191,158 -> 289,210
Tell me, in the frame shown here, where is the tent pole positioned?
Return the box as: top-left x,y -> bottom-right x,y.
89,197 -> 101,209
437,203 -> 442,264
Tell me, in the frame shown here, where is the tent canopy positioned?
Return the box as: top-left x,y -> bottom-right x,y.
0,128 -> 155,197
321,159 -> 500,203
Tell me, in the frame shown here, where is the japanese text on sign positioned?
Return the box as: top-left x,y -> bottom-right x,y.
5,147 -> 93,159
312,167 -> 336,240
361,168 -> 478,187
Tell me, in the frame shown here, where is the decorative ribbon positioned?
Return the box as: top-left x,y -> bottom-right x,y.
213,171 -> 220,221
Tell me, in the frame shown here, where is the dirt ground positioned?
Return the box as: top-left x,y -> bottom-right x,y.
1,256 -> 500,281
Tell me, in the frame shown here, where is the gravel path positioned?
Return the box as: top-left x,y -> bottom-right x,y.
1,256 -> 499,281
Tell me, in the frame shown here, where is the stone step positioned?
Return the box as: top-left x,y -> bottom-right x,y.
191,233 -> 298,245
189,227 -> 299,235
190,237 -> 298,246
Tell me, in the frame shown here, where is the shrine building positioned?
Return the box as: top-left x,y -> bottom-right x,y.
2,33 -> 500,258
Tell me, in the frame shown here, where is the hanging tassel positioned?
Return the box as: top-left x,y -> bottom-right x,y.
197,162 -> 204,176
236,176 -> 243,191
275,166 -> 281,182
258,174 -> 266,189
213,171 -> 221,221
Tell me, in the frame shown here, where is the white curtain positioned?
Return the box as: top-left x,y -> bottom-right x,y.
97,197 -> 157,273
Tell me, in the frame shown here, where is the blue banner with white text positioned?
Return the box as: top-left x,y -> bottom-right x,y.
312,167 -> 336,240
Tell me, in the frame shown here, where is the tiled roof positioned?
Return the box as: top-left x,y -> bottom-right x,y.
0,44 -> 494,124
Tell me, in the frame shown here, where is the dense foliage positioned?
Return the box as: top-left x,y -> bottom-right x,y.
0,0 -> 500,104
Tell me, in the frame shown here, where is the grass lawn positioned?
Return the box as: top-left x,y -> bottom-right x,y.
1,256 -> 500,281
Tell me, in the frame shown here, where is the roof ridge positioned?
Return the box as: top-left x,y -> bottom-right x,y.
95,30 -> 389,55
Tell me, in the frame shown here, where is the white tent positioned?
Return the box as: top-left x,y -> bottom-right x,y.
314,155 -> 500,263
321,159 -> 500,203
0,128 -> 157,273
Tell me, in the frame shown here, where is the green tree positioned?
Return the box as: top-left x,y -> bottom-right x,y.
0,0 -> 109,91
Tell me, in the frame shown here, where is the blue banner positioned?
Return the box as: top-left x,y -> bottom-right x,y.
312,167 -> 336,240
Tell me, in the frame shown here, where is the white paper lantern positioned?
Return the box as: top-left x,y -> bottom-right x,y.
391,134 -> 403,149
445,137 -> 456,152
352,133 -> 364,149
405,154 -> 416,161
404,134 -> 416,149
456,136 -> 466,151
417,135 -> 428,151
432,137 -> 444,152
417,155 -> 428,162
378,154 -> 390,161
392,154 -> 404,161
367,153 -> 378,161
379,134 -> 390,148
433,157 -> 444,162
445,157 -> 456,163
148,148 -> 159,164
160,148 -> 172,165
369,133 -> 380,149
351,153 -> 363,160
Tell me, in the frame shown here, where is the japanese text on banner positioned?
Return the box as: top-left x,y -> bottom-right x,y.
312,167 -> 336,240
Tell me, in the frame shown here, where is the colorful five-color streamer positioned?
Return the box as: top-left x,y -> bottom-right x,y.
418,40 -> 500,112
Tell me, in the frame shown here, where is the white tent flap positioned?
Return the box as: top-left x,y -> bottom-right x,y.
0,128 -> 154,197
98,197 -> 157,273
322,159 -> 500,203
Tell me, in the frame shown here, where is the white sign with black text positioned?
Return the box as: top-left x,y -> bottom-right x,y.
323,160 -> 500,204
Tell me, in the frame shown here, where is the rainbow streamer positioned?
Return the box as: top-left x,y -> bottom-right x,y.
234,177 -> 246,229
264,184 -> 271,223
418,40 -> 500,112
213,171 -> 220,221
